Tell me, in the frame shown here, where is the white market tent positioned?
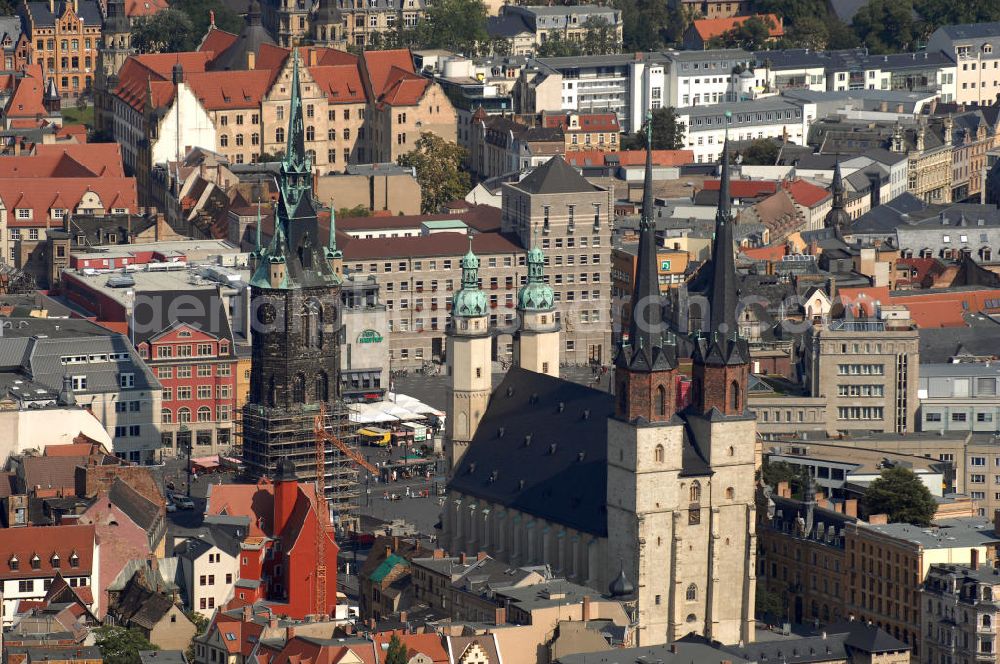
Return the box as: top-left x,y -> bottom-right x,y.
348,392 -> 446,426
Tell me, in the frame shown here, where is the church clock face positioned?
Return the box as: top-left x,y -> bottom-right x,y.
257,303 -> 277,325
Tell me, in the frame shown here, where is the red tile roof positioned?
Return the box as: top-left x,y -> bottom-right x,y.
269,637 -> 376,664
309,64 -> 365,104
206,480 -> 324,539
0,144 -> 125,178
836,286 -> 891,318
0,524 -> 96,580
890,288 -> 1000,327
125,0 -> 168,18
0,176 -> 139,227
741,243 -> 788,261
185,70 -> 273,110
199,27 -> 238,57
210,613 -> 266,656
896,257 -> 947,288
543,112 -> 619,133
361,49 -> 415,98
113,52 -> 213,111
702,179 -> 778,198
378,66 -> 430,107
693,14 -> 784,41
373,632 -> 447,664
782,178 -> 831,208
6,64 -> 48,119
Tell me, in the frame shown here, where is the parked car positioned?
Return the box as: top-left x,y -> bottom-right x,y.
166,500 -> 177,513
172,494 -> 195,510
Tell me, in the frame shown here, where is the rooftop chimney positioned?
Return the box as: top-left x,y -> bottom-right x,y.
582,595 -> 591,621
972,548 -> 980,571
494,607 -> 506,625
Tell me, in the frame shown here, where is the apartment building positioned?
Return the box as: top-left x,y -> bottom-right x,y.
20,0 -> 103,100
0,318 -> 162,463
501,156 -> 613,365
924,558 -> 1000,664
919,363 -> 1000,434
486,5 -> 622,56
928,22 -> 1000,106
677,97 -> 813,163
845,518 -> 1000,657
0,524 -> 98,625
313,0 -> 425,49
803,318 -> 920,435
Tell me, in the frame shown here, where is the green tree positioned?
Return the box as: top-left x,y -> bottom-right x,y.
338,205 -> 371,218
415,0 -> 489,54
710,15 -> 776,50
95,626 -> 158,664
385,635 -> 409,664
861,466 -> 938,526
184,611 -> 209,664
131,9 -> 199,53
621,107 -> 686,150
613,0 -> 673,51
740,138 -> 780,166
536,33 -> 582,57
581,16 -> 620,55
785,15 -> 829,49
170,0 -> 243,36
760,460 -> 807,495
755,584 -> 787,622
852,0 -> 919,53
397,133 -> 470,214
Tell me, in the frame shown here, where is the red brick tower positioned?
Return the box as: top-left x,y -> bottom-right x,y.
690,137 -> 750,417
614,113 -> 678,424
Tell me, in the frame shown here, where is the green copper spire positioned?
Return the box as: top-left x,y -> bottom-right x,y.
254,199 -> 263,254
517,230 -> 553,312
282,48 -> 309,175
325,203 -> 342,259
452,233 -> 487,317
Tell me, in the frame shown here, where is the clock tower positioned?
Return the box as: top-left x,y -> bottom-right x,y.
242,50 -> 357,526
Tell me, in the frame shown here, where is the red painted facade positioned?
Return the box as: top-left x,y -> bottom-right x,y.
209,479 -> 339,618
138,324 -> 237,453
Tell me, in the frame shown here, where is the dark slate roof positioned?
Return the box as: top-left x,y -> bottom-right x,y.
207,1 -> 276,72
132,289 -> 234,345
846,192 -> 927,234
108,478 -> 160,531
25,0 -> 102,25
175,523 -> 242,559
918,313 -> 1000,363
447,367 -> 613,537
511,156 -> 602,195
486,13 -> 532,37
935,22 -> 1000,40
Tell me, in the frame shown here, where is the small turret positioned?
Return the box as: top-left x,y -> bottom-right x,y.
58,374 -> 75,407
324,204 -> 343,278
514,237 -> 559,376
43,78 -> 60,114
452,234 -> 487,320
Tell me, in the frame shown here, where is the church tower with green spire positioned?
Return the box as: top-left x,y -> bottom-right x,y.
513,240 -> 560,377
445,234 -> 492,469
242,49 -> 356,533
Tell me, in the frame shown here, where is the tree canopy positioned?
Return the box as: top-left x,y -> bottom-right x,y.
415,0 -> 490,54
536,18 -> 620,57
171,0 -> 243,36
739,139 -> 781,166
621,107 -> 686,150
861,466 -> 938,526
131,9 -> 200,54
385,635 -> 409,664
95,626 -> 158,664
397,133 -> 470,214
709,15 -> 777,50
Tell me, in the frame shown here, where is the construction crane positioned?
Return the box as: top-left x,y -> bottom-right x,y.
312,403 -> 377,615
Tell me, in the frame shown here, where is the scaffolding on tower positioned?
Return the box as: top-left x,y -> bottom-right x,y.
312,403 -> 376,615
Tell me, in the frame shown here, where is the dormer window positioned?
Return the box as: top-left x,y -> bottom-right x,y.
30,554 -> 40,570
51,553 -> 60,568
9,555 -> 18,570
69,552 -> 79,568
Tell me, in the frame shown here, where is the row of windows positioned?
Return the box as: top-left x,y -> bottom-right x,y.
162,406 -> 231,424
8,553 -> 80,571
35,38 -> 93,50
162,385 -> 232,400
114,425 -> 143,438
157,364 -> 232,379
837,406 -> 884,421
926,412 -> 994,423
156,343 -> 227,359
837,364 -> 885,376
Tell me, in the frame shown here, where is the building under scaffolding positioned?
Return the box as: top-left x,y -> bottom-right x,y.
239,49 -> 363,531
242,401 -> 360,530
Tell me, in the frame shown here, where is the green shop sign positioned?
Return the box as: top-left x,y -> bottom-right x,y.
358,329 -> 384,344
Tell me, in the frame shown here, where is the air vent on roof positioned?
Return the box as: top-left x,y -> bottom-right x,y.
497,426 -> 505,438
529,393 -> 539,404
518,479 -> 525,490
506,386 -> 514,397
577,451 -> 586,462
557,402 -> 565,412
582,409 -> 590,420
549,443 -> 557,455
467,462 -> 476,474
524,434 -> 532,447
489,470 -> 498,483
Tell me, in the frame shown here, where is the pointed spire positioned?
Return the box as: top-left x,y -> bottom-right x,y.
453,231 -> 486,318
709,115 -> 738,339
627,109 -> 665,359
255,199 -> 263,253
832,160 -> 845,206
824,158 -> 851,232
328,203 -> 336,251
282,48 -> 308,173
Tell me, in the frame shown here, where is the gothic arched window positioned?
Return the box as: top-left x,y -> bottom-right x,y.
315,371 -> 329,402
654,444 -> 664,464
730,380 -> 741,412
293,374 -> 306,403
689,481 -> 701,503
656,384 -> 666,417
302,300 -> 322,348
686,584 -> 697,601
